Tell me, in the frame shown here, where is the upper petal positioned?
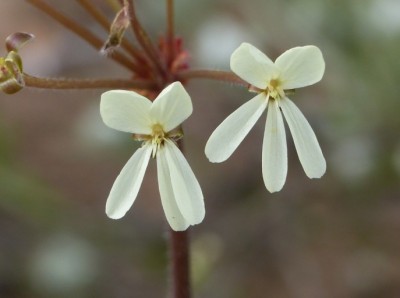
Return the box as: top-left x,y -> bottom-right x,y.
230,43 -> 279,89
279,97 -> 326,178
163,140 -> 205,225
262,100 -> 288,193
275,45 -> 325,89
157,146 -> 190,231
205,93 -> 268,163
105,144 -> 152,219
150,82 -> 193,132
100,90 -> 152,134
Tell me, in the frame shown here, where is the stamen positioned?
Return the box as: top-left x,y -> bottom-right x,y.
150,123 -> 166,157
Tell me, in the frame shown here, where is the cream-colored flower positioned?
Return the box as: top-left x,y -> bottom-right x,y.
100,82 -> 205,231
205,43 -> 326,192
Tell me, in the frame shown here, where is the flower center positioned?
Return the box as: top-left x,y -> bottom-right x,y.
150,123 -> 166,157
267,78 -> 284,100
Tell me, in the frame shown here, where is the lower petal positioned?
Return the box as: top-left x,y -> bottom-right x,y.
205,93 -> 268,163
105,144 -> 152,219
262,100 -> 288,192
157,146 -> 190,231
164,140 -> 205,225
280,97 -> 326,178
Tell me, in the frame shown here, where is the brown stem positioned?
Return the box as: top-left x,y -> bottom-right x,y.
126,0 -> 166,78
169,229 -> 190,298
166,0 -> 175,68
23,73 -> 154,90
178,69 -> 249,87
75,0 -> 146,64
169,139 -> 190,298
25,0 -> 139,72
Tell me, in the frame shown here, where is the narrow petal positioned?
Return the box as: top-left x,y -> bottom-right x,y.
275,45 -> 325,89
150,82 -> 193,132
205,93 -> 268,163
157,146 -> 190,231
100,90 -> 152,134
280,97 -> 326,178
230,43 -> 279,89
105,144 -> 152,219
163,140 -> 205,225
262,100 -> 287,192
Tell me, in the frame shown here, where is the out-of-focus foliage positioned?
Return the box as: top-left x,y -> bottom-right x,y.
1,0 -> 400,297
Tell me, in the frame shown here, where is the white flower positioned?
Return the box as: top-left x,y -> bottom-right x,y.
205,43 -> 326,193
100,82 -> 205,231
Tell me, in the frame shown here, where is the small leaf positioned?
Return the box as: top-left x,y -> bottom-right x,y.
5,32 -> 35,52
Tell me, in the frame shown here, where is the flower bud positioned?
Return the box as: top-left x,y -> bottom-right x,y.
5,32 -> 35,52
0,51 -> 25,94
101,5 -> 130,54
0,32 -> 34,94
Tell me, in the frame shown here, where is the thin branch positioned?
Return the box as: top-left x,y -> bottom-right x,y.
126,0 -> 166,78
23,73 -> 154,90
166,0 -> 175,68
178,69 -> 249,87
75,0 -> 145,64
25,0 -> 139,73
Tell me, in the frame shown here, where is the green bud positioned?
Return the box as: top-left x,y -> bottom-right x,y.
0,51 -> 24,94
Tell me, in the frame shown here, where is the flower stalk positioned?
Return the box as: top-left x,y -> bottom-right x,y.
178,69 -> 248,87
166,0 -> 175,68
23,74 -> 154,90
169,139 -> 191,298
169,228 -> 191,298
125,0 -> 167,78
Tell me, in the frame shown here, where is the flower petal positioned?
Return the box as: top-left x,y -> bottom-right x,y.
205,93 -> 268,163
275,45 -> 325,89
280,97 -> 326,178
262,100 -> 287,192
164,140 -> 205,225
105,144 -> 152,219
150,82 -> 193,132
230,43 -> 279,89
157,146 -> 190,231
100,90 -> 152,134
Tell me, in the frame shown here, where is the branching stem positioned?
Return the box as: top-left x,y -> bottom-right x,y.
25,0 -> 139,72
75,0 -> 145,64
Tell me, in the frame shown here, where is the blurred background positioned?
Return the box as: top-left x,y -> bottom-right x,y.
1,0 -> 400,297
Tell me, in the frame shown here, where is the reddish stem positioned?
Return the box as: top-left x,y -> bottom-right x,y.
126,0 -> 166,79
178,69 -> 248,87
169,229 -> 190,298
166,0 -> 175,68
167,139 -> 191,298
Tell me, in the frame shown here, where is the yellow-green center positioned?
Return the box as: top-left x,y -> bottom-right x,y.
151,123 -> 165,144
267,78 -> 284,100
150,123 -> 168,157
